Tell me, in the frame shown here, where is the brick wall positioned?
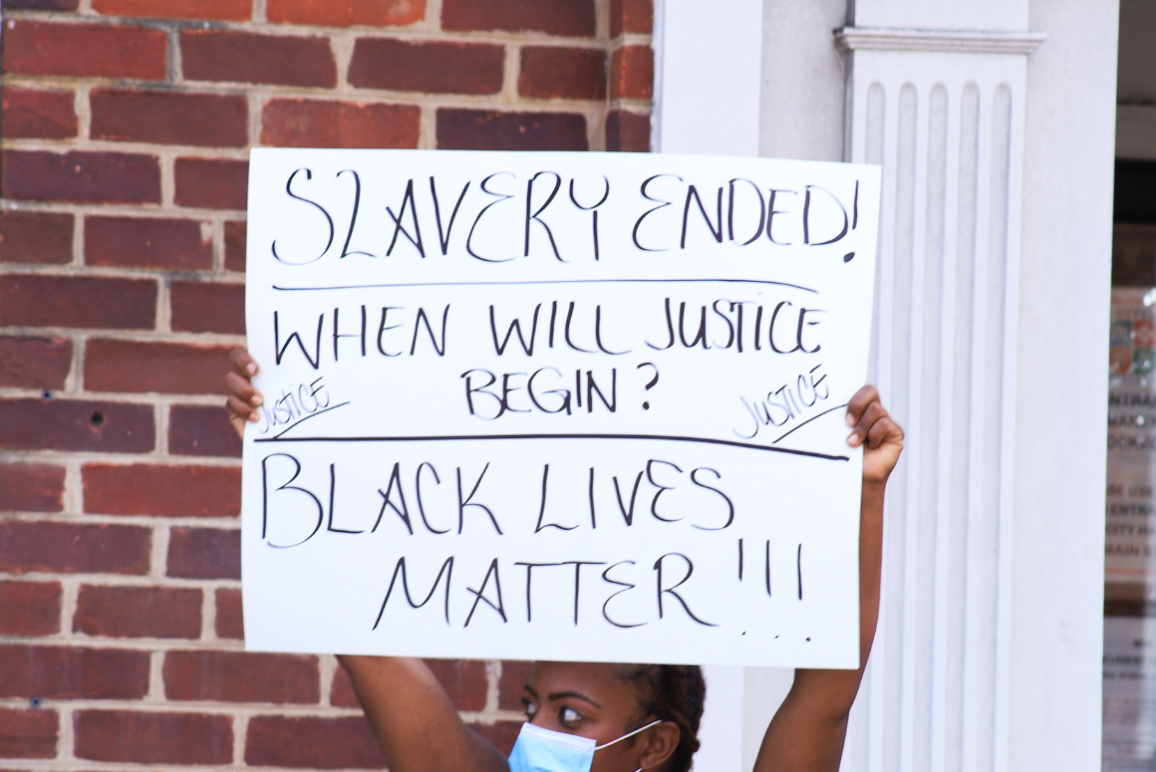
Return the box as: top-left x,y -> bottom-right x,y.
0,0 -> 653,765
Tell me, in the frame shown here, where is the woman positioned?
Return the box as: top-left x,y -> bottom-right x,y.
226,348 -> 903,772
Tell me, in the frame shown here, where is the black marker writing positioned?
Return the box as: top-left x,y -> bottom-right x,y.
374,556 -> 454,628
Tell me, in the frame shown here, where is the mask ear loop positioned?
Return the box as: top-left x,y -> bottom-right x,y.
593,719 -> 664,751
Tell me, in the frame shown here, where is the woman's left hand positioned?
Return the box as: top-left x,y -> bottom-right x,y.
845,385 -> 904,486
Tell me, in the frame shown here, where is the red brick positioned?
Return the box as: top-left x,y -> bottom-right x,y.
74,710 -> 232,764
519,47 -> 605,100
0,645 -> 149,699
498,660 -> 533,710
182,30 -> 336,87
0,210 -> 73,264
267,0 -> 424,27
606,109 -> 649,152
610,45 -> 653,100
0,399 -> 155,454
0,708 -> 57,759
610,0 -> 652,37
428,659 -> 488,710
171,281 -> 245,334
261,98 -> 420,149
330,662 -> 360,707
164,651 -> 319,703
0,337 -> 72,390
74,585 -> 202,639
1,21 -> 166,80
245,716 -> 385,768
0,583 -> 61,636
225,220 -> 247,272
215,588 -> 244,639
0,464 -> 65,512
84,216 -> 211,270
91,90 -> 248,148
438,109 -> 588,151
84,340 -> 232,395
442,0 -> 594,36
167,527 -> 240,579
169,404 -> 242,458
170,281 -> 244,334
0,520 -> 151,575
93,0 -> 251,20
174,157 -> 248,210
1,89 -> 77,139
7,0 -> 79,9
83,463 -> 241,517
0,274 -> 156,330
329,659 -> 487,710
2,150 -> 161,204
348,39 -> 503,94
471,721 -> 522,757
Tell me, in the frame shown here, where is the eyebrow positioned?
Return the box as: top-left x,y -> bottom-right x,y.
547,690 -> 603,708
522,685 -> 604,710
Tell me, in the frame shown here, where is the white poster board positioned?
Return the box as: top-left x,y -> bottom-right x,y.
241,149 -> 880,668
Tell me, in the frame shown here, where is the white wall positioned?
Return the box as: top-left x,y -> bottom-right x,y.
849,0 -> 1028,34
758,0 -> 847,162
1010,0 -> 1117,768
652,0 -> 763,156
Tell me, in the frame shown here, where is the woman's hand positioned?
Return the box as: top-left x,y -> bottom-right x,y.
225,347 -> 264,438
844,384 -> 904,486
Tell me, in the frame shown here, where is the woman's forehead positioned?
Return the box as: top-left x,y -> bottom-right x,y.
526,662 -> 640,702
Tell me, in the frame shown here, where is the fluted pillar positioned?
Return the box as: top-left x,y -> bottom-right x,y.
837,27 -> 1042,772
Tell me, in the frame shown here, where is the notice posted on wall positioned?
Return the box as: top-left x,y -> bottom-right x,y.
1106,286 -> 1156,769
240,149 -> 881,668
1105,615 -> 1156,771
1108,287 -> 1156,581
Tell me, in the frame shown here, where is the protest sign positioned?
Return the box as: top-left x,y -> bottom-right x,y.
241,149 -> 880,668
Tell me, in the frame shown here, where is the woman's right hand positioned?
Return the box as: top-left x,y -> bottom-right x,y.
226,347 -> 264,438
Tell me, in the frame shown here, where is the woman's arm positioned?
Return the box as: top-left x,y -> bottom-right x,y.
338,656 -> 509,772
753,385 -> 903,772
225,349 -> 508,772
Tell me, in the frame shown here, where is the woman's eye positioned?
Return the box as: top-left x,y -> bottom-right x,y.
560,706 -> 583,724
522,699 -> 538,719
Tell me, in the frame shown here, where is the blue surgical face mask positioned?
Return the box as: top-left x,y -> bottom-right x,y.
507,719 -> 662,772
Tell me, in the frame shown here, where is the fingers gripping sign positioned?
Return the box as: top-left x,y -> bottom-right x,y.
226,346 -> 262,437
844,385 -> 904,486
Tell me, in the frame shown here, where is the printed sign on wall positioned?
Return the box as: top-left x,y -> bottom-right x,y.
1108,287 -> 1156,581
242,149 -> 881,668
1104,614 -> 1156,771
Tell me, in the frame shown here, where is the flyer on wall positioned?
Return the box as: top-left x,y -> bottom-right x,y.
1105,286 -> 1156,771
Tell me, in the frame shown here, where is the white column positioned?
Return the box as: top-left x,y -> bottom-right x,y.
651,0 -> 764,156
651,6 -> 769,771
1010,1 -> 1117,769
837,28 -> 1044,772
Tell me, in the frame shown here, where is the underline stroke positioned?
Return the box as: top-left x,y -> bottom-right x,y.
270,401 -> 352,439
272,278 -> 819,294
772,403 -> 849,445
253,432 -> 849,461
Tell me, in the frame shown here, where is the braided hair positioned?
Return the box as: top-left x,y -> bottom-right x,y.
614,665 -> 705,772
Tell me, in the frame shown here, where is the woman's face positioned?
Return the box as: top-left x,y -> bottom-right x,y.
522,661 -> 655,772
